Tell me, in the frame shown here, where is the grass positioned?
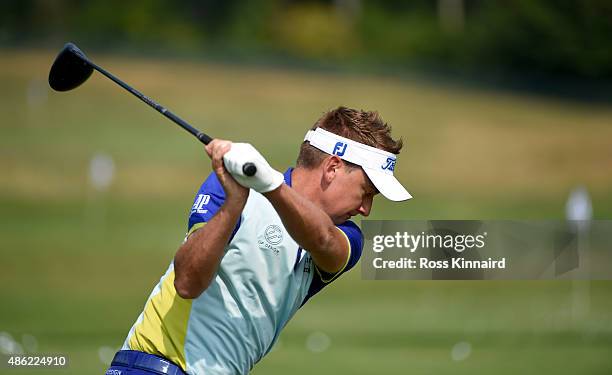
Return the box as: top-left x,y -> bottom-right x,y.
0,48 -> 611,374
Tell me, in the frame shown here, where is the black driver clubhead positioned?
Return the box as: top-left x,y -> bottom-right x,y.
48,42 -> 94,92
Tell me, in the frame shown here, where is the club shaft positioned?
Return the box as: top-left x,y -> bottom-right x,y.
70,50 -> 256,177
88,60 -> 212,144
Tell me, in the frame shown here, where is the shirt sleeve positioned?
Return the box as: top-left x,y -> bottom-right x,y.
301,220 -> 364,306
186,172 -> 241,239
315,220 -> 364,282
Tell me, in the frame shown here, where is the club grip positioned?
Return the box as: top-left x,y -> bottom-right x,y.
197,132 -> 213,144
242,163 -> 257,177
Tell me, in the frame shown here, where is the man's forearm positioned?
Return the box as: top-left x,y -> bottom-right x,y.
173,201 -> 244,299
264,185 -> 347,273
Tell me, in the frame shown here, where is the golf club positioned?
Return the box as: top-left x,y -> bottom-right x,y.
48,42 -> 257,177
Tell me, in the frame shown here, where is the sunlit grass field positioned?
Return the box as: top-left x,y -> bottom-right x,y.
1,49 -> 611,374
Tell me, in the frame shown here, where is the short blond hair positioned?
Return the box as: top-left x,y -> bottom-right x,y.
296,106 -> 403,168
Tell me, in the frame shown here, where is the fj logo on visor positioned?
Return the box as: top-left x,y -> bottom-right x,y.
333,142 -> 347,156
382,157 -> 396,171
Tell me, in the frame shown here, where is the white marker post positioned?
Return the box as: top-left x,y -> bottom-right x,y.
565,186 -> 592,323
86,153 -> 115,236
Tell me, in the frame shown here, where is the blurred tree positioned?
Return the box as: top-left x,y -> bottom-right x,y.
1,0 -> 610,80
273,2 -> 358,59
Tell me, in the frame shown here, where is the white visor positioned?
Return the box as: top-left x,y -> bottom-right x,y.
304,128 -> 412,201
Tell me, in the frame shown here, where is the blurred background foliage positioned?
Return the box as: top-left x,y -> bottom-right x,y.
2,0 -> 612,84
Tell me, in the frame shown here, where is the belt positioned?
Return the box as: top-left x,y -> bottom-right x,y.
111,350 -> 186,375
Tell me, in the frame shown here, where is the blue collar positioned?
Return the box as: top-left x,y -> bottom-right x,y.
283,167 -> 293,187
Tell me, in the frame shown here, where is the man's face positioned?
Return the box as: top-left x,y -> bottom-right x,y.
321,165 -> 378,224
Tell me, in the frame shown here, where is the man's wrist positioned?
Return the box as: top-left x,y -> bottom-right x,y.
221,199 -> 246,216
262,183 -> 284,200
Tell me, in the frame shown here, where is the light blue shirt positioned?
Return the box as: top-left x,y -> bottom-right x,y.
123,168 -> 363,375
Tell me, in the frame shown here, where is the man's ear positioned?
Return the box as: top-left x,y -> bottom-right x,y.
321,155 -> 344,184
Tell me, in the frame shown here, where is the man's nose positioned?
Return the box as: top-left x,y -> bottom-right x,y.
358,197 -> 373,217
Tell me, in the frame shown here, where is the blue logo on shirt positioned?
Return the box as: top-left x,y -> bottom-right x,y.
382,157 -> 396,171
333,142 -> 347,156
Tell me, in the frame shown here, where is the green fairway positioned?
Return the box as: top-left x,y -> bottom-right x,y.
1,49 -> 611,374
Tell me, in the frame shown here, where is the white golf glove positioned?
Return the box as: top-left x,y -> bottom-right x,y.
223,143 -> 284,193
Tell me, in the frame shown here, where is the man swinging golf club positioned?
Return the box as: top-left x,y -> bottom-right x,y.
106,107 -> 411,375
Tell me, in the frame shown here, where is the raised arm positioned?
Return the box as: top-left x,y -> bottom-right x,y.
263,184 -> 349,273
173,141 -> 249,299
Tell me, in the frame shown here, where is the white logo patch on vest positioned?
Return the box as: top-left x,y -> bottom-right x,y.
264,225 -> 283,245
258,224 -> 283,255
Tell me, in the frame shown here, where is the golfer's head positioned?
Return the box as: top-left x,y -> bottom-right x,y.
297,107 -> 410,223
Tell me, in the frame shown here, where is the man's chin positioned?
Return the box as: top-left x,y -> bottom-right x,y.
332,215 -> 351,225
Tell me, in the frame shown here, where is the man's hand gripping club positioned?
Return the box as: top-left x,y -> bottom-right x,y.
222,142 -> 284,193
